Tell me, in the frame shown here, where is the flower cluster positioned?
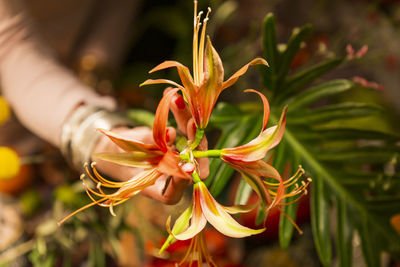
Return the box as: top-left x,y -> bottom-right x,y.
59,1 -> 310,265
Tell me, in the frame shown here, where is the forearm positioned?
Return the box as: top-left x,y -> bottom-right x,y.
0,0 -> 115,147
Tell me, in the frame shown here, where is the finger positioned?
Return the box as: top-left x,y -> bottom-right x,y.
170,93 -> 191,135
186,119 -> 209,179
142,175 -> 189,205
166,126 -> 176,146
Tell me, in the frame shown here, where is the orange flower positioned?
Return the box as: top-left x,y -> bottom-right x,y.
141,2 -> 268,129
220,90 -> 310,223
161,181 -> 262,265
58,88 -> 188,225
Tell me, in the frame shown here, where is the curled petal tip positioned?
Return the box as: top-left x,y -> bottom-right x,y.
260,58 -> 269,66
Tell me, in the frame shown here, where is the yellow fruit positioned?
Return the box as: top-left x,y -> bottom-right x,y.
0,96 -> 11,125
0,147 -> 20,180
0,147 -> 32,195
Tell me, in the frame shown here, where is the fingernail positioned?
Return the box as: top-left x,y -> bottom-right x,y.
182,163 -> 195,174
174,94 -> 186,109
166,128 -> 170,143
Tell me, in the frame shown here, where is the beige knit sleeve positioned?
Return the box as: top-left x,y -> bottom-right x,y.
0,0 -> 116,147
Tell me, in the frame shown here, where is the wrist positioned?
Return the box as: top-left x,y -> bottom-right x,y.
60,105 -> 134,171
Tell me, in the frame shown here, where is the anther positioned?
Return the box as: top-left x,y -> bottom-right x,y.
91,162 -> 97,168
84,162 -> 89,168
97,182 -> 102,189
80,174 -> 85,180
109,204 -> 116,217
307,177 -> 312,182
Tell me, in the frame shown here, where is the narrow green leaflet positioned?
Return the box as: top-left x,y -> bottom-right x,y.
261,13 -> 279,91
335,196 -> 353,267
278,143 -> 301,249
288,102 -> 383,124
259,13 -> 400,267
310,174 -> 332,267
277,24 -> 313,83
277,58 -> 344,103
285,79 -> 353,112
127,109 -> 155,128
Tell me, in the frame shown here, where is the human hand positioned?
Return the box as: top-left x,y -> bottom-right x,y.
92,91 -> 209,204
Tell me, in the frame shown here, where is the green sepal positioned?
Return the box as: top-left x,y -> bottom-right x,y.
159,206 -> 192,254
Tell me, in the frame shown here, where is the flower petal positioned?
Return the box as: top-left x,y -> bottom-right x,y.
221,58 -> 269,91
244,89 -> 270,131
190,37 -> 225,128
221,106 -> 287,162
223,202 -> 258,214
237,171 -> 272,225
104,168 -> 162,201
223,158 -> 281,180
93,152 -> 157,168
157,149 -> 189,178
97,128 -> 158,152
173,185 -> 207,240
198,182 -> 265,238
149,61 -> 196,96
202,36 -> 224,91
153,88 -> 180,152
140,79 -> 185,92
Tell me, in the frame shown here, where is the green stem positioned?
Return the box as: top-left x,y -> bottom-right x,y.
192,170 -> 202,183
180,149 -> 222,161
189,128 -> 205,150
193,149 -> 221,158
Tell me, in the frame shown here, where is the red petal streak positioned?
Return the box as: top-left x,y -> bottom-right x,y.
174,94 -> 186,109
244,89 -> 270,131
153,88 -> 180,152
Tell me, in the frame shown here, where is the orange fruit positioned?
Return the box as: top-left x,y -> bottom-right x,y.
0,147 -> 32,195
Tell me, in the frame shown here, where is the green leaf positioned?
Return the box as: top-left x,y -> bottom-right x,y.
303,128 -> 399,142
234,179 -> 253,206
209,102 -> 243,126
261,13 -> 278,91
289,102 -> 383,125
310,175 -> 332,267
335,196 -> 353,267
208,115 -> 261,195
88,240 -> 106,267
279,148 -> 301,249
279,122 -> 400,263
126,109 -> 155,128
317,149 -> 397,164
277,24 -> 313,84
286,79 -> 353,111
279,58 -> 343,101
